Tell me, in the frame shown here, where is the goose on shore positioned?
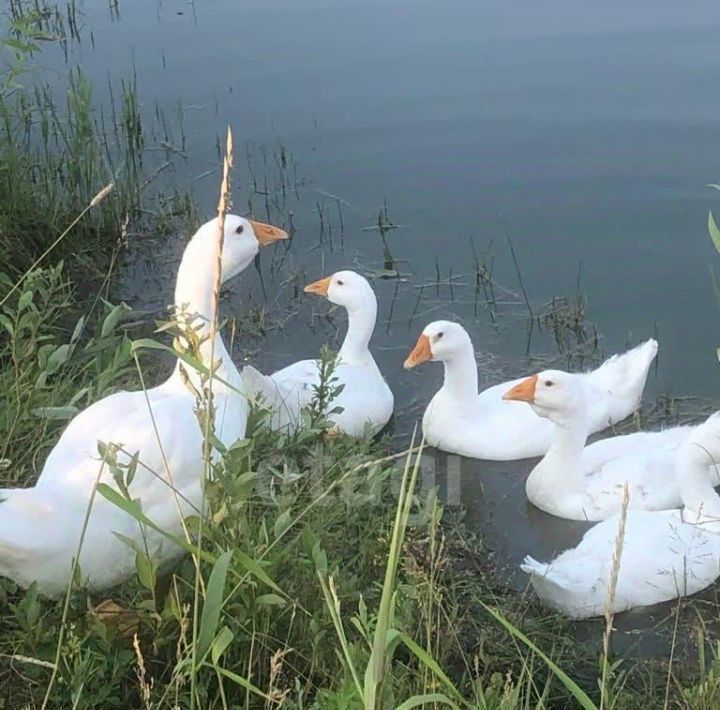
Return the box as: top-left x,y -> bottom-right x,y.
0,215 -> 287,596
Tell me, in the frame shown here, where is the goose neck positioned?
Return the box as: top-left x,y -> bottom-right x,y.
440,346 -> 478,400
527,411 -> 589,494
171,243 -> 238,388
338,299 -> 377,364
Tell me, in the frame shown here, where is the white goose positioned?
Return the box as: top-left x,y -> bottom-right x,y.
242,270 -> 394,437
521,412 -> 720,619
503,370 -> 720,520
0,215 -> 288,596
403,320 -> 657,461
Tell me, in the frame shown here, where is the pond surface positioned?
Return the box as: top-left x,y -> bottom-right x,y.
38,0 -> 720,655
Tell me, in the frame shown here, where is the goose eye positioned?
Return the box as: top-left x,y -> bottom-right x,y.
436,332 -> 444,340
545,380 -> 554,387
336,279 -> 344,286
235,224 -> 244,235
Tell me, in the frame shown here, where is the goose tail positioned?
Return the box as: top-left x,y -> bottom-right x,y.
241,366 -> 279,409
585,338 -> 658,422
0,490 -> 34,569
520,555 -> 592,619
241,366 -> 298,431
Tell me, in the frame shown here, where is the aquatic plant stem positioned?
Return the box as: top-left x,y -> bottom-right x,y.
190,126 -> 233,709
600,483 -> 629,710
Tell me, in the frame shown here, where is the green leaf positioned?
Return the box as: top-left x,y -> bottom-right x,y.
197,550 -> 233,661
366,440 -> 424,706
273,509 -> 293,539
131,337 -> 242,394
70,315 -> 85,343
101,303 -> 126,338
211,626 -> 234,665
68,387 -> 89,406
31,406 -> 79,421
126,451 -> 140,487
481,603 -> 598,710
98,484 -> 204,557
709,211 -> 720,254
46,343 -> 71,375
234,549 -> 284,595
256,593 -> 286,608
113,532 -> 142,554
311,540 -> 328,575
17,290 -> 33,312
0,314 -> 14,337
135,551 -> 155,590
2,37 -> 39,53
131,338 -> 209,375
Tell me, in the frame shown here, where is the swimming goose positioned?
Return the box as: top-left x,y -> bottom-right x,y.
503,370 -> 720,520
404,320 -> 657,461
521,412 -> 720,619
0,215 -> 288,596
242,270 -> 394,437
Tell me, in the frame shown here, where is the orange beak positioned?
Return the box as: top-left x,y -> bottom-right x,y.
304,276 -> 332,297
502,374 -> 538,402
404,334 -> 432,369
249,220 -> 289,245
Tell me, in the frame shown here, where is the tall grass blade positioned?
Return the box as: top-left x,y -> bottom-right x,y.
203,664 -> 274,703
197,550 -> 233,661
397,632 -> 467,706
481,602 -> 598,710
313,543 -> 364,701
600,483 -> 629,710
365,431 -> 422,708
233,549 -> 284,596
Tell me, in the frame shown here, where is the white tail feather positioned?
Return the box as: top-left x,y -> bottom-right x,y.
584,338 -> 658,423
241,365 -> 300,430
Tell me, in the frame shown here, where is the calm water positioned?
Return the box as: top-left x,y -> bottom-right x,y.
38,0 -> 720,653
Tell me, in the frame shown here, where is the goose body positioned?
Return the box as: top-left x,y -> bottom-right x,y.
404,321 -> 657,461
521,414 -> 720,619
503,371 -> 720,520
0,216 -> 288,596
243,271 -> 394,437
505,370 -> 720,520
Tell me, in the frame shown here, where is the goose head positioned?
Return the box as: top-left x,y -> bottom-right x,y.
190,214 -> 288,282
304,270 -> 376,311
403,321 -> 471,369
503,369 -> 586,425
